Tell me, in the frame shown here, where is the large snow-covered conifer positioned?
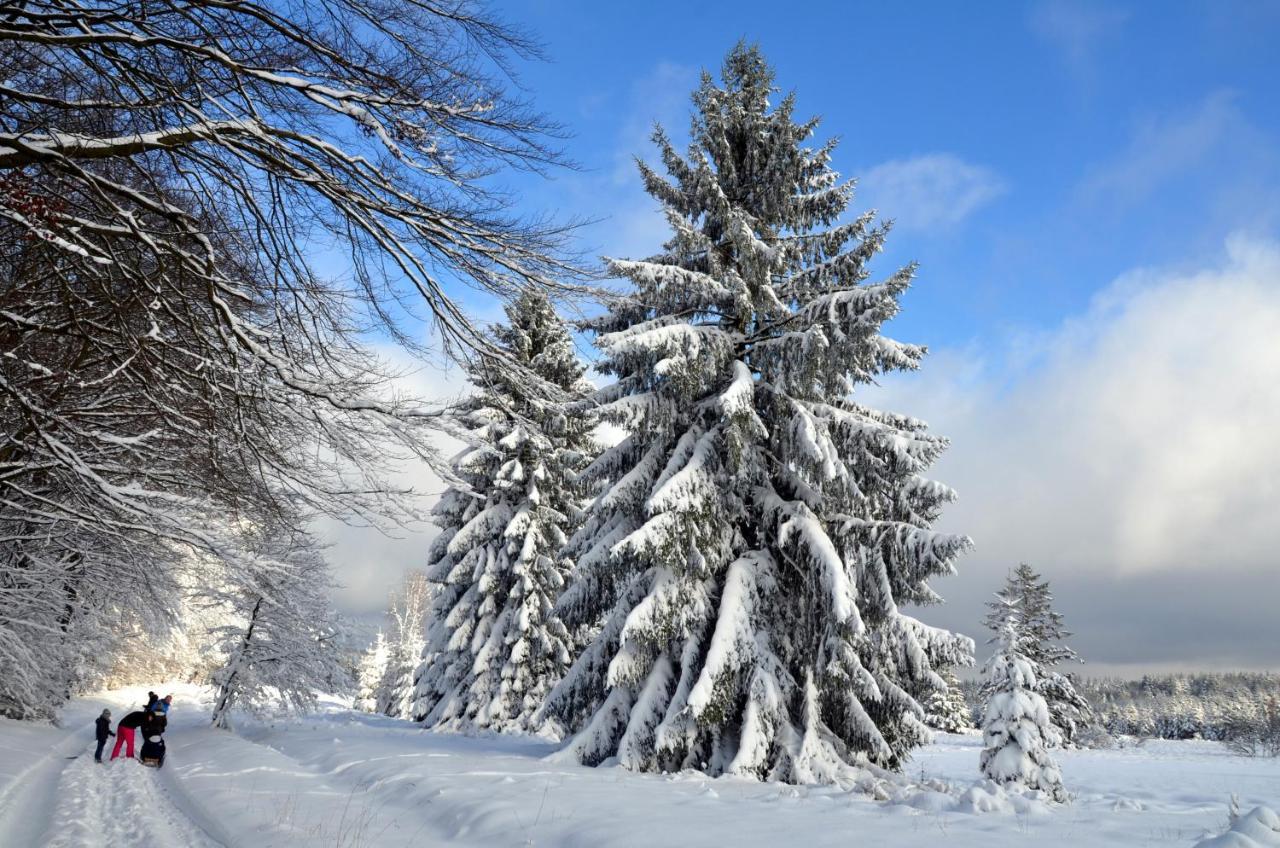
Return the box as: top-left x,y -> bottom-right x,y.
413,289 -> 593,734
980,605 -> 1066,801
544,44 -> 971,782
983,564 -> 1092,744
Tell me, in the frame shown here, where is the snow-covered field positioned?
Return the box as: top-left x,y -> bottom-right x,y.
1,685 -> 1276,847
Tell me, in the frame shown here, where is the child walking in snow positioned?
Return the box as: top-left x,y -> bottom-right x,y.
94,709 -> 114,762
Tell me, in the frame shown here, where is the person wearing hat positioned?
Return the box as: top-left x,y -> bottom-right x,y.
148,696 -> 171,736
94,709 -> 115,762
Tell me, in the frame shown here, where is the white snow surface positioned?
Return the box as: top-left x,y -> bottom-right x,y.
0,684 -> 1275,847
1195,806 -> 1280,848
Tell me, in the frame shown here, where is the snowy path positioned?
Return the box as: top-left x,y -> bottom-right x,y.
0,707 -> 94,846
0,694 -> 228,848
42,755 -> 222,848
4,685 -> 1277,847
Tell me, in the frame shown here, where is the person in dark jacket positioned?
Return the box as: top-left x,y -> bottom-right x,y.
111,709 -> 149,760
144,691 -> 158,712
94,709 -> 115,762
144,706 -> 167,737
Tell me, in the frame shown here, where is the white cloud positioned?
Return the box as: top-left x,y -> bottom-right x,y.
1029,0 -> 1129,78
868,236 -> 1280,667
1073,91 -> 1280,246
610,61 -> 697,186
858,154 -> 1005,231
597,62 -> 697,260
545,61 -> 697,265
317,348 -> 470,619
881,234 -> 1280,575
602,195 -> 669,262
1080,91 -> 1243,206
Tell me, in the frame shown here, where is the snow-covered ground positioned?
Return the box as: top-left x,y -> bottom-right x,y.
1,685 -> 1276,847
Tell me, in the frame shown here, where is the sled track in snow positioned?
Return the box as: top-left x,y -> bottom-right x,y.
42,754 -> 226,848
0,718 -> 91,846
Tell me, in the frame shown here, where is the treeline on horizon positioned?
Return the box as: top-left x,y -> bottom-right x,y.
957,672 -> 1280,743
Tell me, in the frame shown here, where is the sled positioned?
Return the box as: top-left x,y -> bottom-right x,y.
139,735 -> 166,768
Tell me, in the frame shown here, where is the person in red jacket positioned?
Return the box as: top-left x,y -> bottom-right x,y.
110,709 -> 149,760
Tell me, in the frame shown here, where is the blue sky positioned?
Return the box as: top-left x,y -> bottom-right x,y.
330,1 -> 1280,674
510,0 -> 1278,344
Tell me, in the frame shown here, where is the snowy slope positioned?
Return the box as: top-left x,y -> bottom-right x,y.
1195,806 -> 1280,847
0,685 -> 1275,847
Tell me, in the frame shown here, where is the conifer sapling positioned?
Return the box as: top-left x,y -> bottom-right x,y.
980,601 -> 1066,801
983,564 -> 1092,745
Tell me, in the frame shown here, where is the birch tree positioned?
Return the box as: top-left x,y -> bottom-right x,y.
209,527 -> 348,729
354,632 -> 391,714
376,570 -> 432,719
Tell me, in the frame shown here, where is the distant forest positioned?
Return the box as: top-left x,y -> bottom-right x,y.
961,672 -> 1280,743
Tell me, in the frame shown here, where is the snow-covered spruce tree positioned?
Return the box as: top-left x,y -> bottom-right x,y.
983,564 -> 1092,744
354,632 -> 391,713
376,571 -> 432,719
209,528 -> 348,729
980,606 -> 1066,801
413,289 -> 593,734
924,667 -> 973,733
544,44 -> 972,782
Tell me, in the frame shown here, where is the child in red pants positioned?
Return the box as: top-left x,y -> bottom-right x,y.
111,710 -> 148,760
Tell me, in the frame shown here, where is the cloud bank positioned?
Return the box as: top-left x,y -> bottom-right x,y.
870,235 -> 1280,672
317,350 -> 468,622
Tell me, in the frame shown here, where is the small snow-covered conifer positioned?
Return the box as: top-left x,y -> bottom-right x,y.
413,288 -> 593,734
543,44 -> 972,782
983,564 -> 1092,744
924,667 -> 973,733
979,603 -> 1066,801
355,632 -> 391,713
